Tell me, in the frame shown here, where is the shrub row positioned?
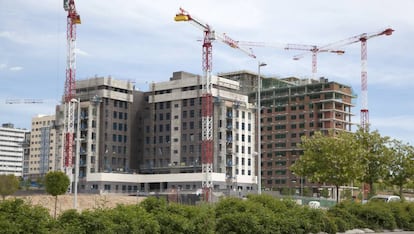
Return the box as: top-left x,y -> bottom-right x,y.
0,195 -> 414,234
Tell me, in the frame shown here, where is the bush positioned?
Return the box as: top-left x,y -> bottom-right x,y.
327,202 -> 364,232
0,198 -> 52,234
358,202 -> 397,231
388,202 -> 414,231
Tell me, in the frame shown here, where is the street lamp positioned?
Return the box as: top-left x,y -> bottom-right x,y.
257,61 -> 266,195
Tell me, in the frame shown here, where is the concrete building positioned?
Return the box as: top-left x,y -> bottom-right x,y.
139,71 -> 257,193
55,76 -> 144,192
26,115 -> 58,180
220,71 -> 354,194
0,123 -> 28,176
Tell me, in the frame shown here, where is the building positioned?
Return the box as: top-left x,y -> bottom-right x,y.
55,76 -> 144,192
22,132 -> 31,178
140,71 -> 257,193
26,115 -> 58,180
0,123 -> 28,176
220,71 -> 354,194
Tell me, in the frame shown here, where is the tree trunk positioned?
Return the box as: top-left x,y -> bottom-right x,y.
336,185 -> 339,203
54,196 -> 57,219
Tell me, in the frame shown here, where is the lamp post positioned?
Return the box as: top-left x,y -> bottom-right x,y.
71,98 -> 81,209
257,62 -> 266,194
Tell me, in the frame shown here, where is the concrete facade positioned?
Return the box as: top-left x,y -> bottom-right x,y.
139,71 -> 257,193
54,76 -> 144,192
26,115 -> 58,179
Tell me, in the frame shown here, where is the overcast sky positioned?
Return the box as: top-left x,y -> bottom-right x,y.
1,0 -> 413,144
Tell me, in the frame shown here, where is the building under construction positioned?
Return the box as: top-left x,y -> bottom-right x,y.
220,71 -> 354,195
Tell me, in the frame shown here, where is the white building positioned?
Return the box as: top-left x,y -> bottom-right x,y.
0,123 -> 28,176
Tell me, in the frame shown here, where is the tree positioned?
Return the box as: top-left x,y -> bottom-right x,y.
385,140 -> 414,198
0,174 -> 19,201
291,131 -> 364,203
44,171 -> 70,218
354,127 -> 392,198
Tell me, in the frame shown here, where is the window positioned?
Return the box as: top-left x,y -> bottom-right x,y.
113,111 -> 117,118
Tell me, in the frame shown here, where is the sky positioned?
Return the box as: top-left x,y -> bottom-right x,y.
1,0 -> 413,144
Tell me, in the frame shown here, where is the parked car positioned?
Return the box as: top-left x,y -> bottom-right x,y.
369,195 -> 401,203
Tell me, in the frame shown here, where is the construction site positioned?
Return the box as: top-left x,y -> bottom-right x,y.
1,0 -> 398,205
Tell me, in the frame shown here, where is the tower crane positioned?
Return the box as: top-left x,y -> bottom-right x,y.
63,0 -> 81,185
322,28 -> 394,130
174,8 -> 255,201
237,41 -> 345,80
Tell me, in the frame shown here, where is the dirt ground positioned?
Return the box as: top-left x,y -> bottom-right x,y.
9,193 -> 146,217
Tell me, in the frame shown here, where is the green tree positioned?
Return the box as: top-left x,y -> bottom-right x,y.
385,140 -> 414,198
291,131 -> 364,203
0,174 -> 19,201
354,127 -> 392,198
44,171 -> 70,218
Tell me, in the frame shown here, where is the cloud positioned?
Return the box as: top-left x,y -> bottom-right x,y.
9,66 -> 23,71
0,64 -> 23,72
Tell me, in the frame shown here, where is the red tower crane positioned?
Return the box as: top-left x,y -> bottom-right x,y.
174,8 -> 255,201
63,0 -> 81,181
322,28 -> 394,129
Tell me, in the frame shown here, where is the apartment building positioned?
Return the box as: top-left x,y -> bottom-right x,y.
26,115 -> 57,179
221,71 -> 354,194
140,71 -> 257,192
55,76 -> 144,192
0,123 -> 28,176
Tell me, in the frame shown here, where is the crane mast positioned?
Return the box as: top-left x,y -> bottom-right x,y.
323,28 -> 393,130
175,8 -> 255,201
63,0 -> 80,185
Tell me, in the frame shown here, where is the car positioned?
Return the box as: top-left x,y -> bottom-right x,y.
369,195 -> 401,203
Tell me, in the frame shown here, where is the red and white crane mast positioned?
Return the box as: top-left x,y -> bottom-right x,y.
325,28 -> 393,129
175,8 -> 255,201
63,0 -> 81,182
